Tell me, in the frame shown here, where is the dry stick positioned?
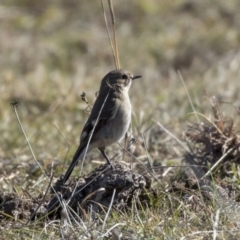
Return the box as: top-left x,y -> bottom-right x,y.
180,231 -> 215,240
108,0 -> 120,69
12,104 -> 47,179
116,142 -> 161,184
155,120 -> 207,181
156,119 -> 240,224
53,122 -> 70,173
79,91 -> 110,176
152,164 -> 207,169
101,188 -> 116,232
12,104 -> 65,219
155,120 -> 190,153
200,147 -> 234,180
47,92 -> 111,216
141,133 -> 154,172
21,188 -> 36,201
213,209 -> 220,240
177,70 -> 200,123
210,95 -> 223,121
102,223 -> 126,238
81,91 -> 92,110
122,132 -> 128,161
25,170 -> 54,225
101,0 -> 118,69
69,205 -> 88,232
81,188 -> 106,207
69,91 -> 111,200
70,166 -> 110,202
190,112 -> 226,136
60,200 -> 88,234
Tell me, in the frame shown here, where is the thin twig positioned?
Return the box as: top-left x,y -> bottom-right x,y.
25,169 -> 54,225
141,133 -> 154,173
200,147 -> 234,180
53,122 -> 70,173
101,223 -> 126,238
189,112 -> 226,137
70,166 -> 110,202
43,164 -> 109,217
213,209 -> 220,240
12,103 -> 65,219
12,104 -> 47,178
154,120 -> 190,153
116,142 -> 161,184
108,0 -> 120,69
101,0 -> 118,69
177,70 -> 200,123
101,188 -> 116,232
79,91 -> 110,175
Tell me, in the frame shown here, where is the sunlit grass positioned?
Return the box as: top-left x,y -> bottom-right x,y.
1,0 -> 240,239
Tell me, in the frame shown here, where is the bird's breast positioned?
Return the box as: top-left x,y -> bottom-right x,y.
106,94 -> 131,144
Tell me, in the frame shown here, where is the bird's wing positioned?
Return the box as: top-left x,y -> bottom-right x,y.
63,89 -> 116,184
79,89 -> 117,146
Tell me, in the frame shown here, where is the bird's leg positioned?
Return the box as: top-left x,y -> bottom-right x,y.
98,147 -> 114,169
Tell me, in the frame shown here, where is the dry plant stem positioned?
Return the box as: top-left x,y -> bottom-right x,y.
155,120 -> 190,153
60,200 -> 71,225
117,142 -> 161,184
79,91 -> 110,176
13,104 -> 46,178
100,0 -> 118,69
141,133 -> 153,171
60,92 -> 111,206
26,171 -> 54,225
122,132 -> 128,161
13,104 -> 66,217
64,202 -> 88,232
200,147 -> 234,180
81,188 -> 105,206
81,91 -> 92,111
177,70 -> 200,123
162,167 -> 172,177
53,122 -> 70,173
21,188 -> 35,200
47,165 -> 110,216
69,166 -> 110,203
210,96 -> 223,121
107,0 -> 120,69
180,231 -> 215,240
101,223 -> 126,238
192,112 -> 226,136
101,188 -> 116,232
152,164 -> 207,169
213,209 -> 220,240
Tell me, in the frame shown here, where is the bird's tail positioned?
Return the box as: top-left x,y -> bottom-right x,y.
62,145 -> 86,183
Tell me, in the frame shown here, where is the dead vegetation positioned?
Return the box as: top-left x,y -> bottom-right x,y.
2,1 -> 240,239
1,98 -> 240,237
47,162 -> 155,219
185,96 -> 240,178
0,162 -> 155,222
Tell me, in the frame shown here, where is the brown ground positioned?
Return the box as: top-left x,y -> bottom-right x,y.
0,161 -> 155,222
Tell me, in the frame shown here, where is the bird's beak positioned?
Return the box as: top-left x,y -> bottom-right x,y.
132,75 -> 142,80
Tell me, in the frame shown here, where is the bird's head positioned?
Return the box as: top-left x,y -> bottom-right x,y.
101,69 -> 141,91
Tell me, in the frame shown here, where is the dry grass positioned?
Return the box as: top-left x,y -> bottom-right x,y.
1,0 -> 240,239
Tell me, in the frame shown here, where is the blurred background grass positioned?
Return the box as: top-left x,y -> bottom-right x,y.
1,0 -> 240,186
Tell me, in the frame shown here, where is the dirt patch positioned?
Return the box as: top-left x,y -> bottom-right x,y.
0,161 -> 155,222
47,161 -> 154,219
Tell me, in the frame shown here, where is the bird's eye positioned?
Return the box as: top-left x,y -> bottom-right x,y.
122,74 -> 128,79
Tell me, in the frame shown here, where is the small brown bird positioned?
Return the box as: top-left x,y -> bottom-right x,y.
63,69 -> 141,183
